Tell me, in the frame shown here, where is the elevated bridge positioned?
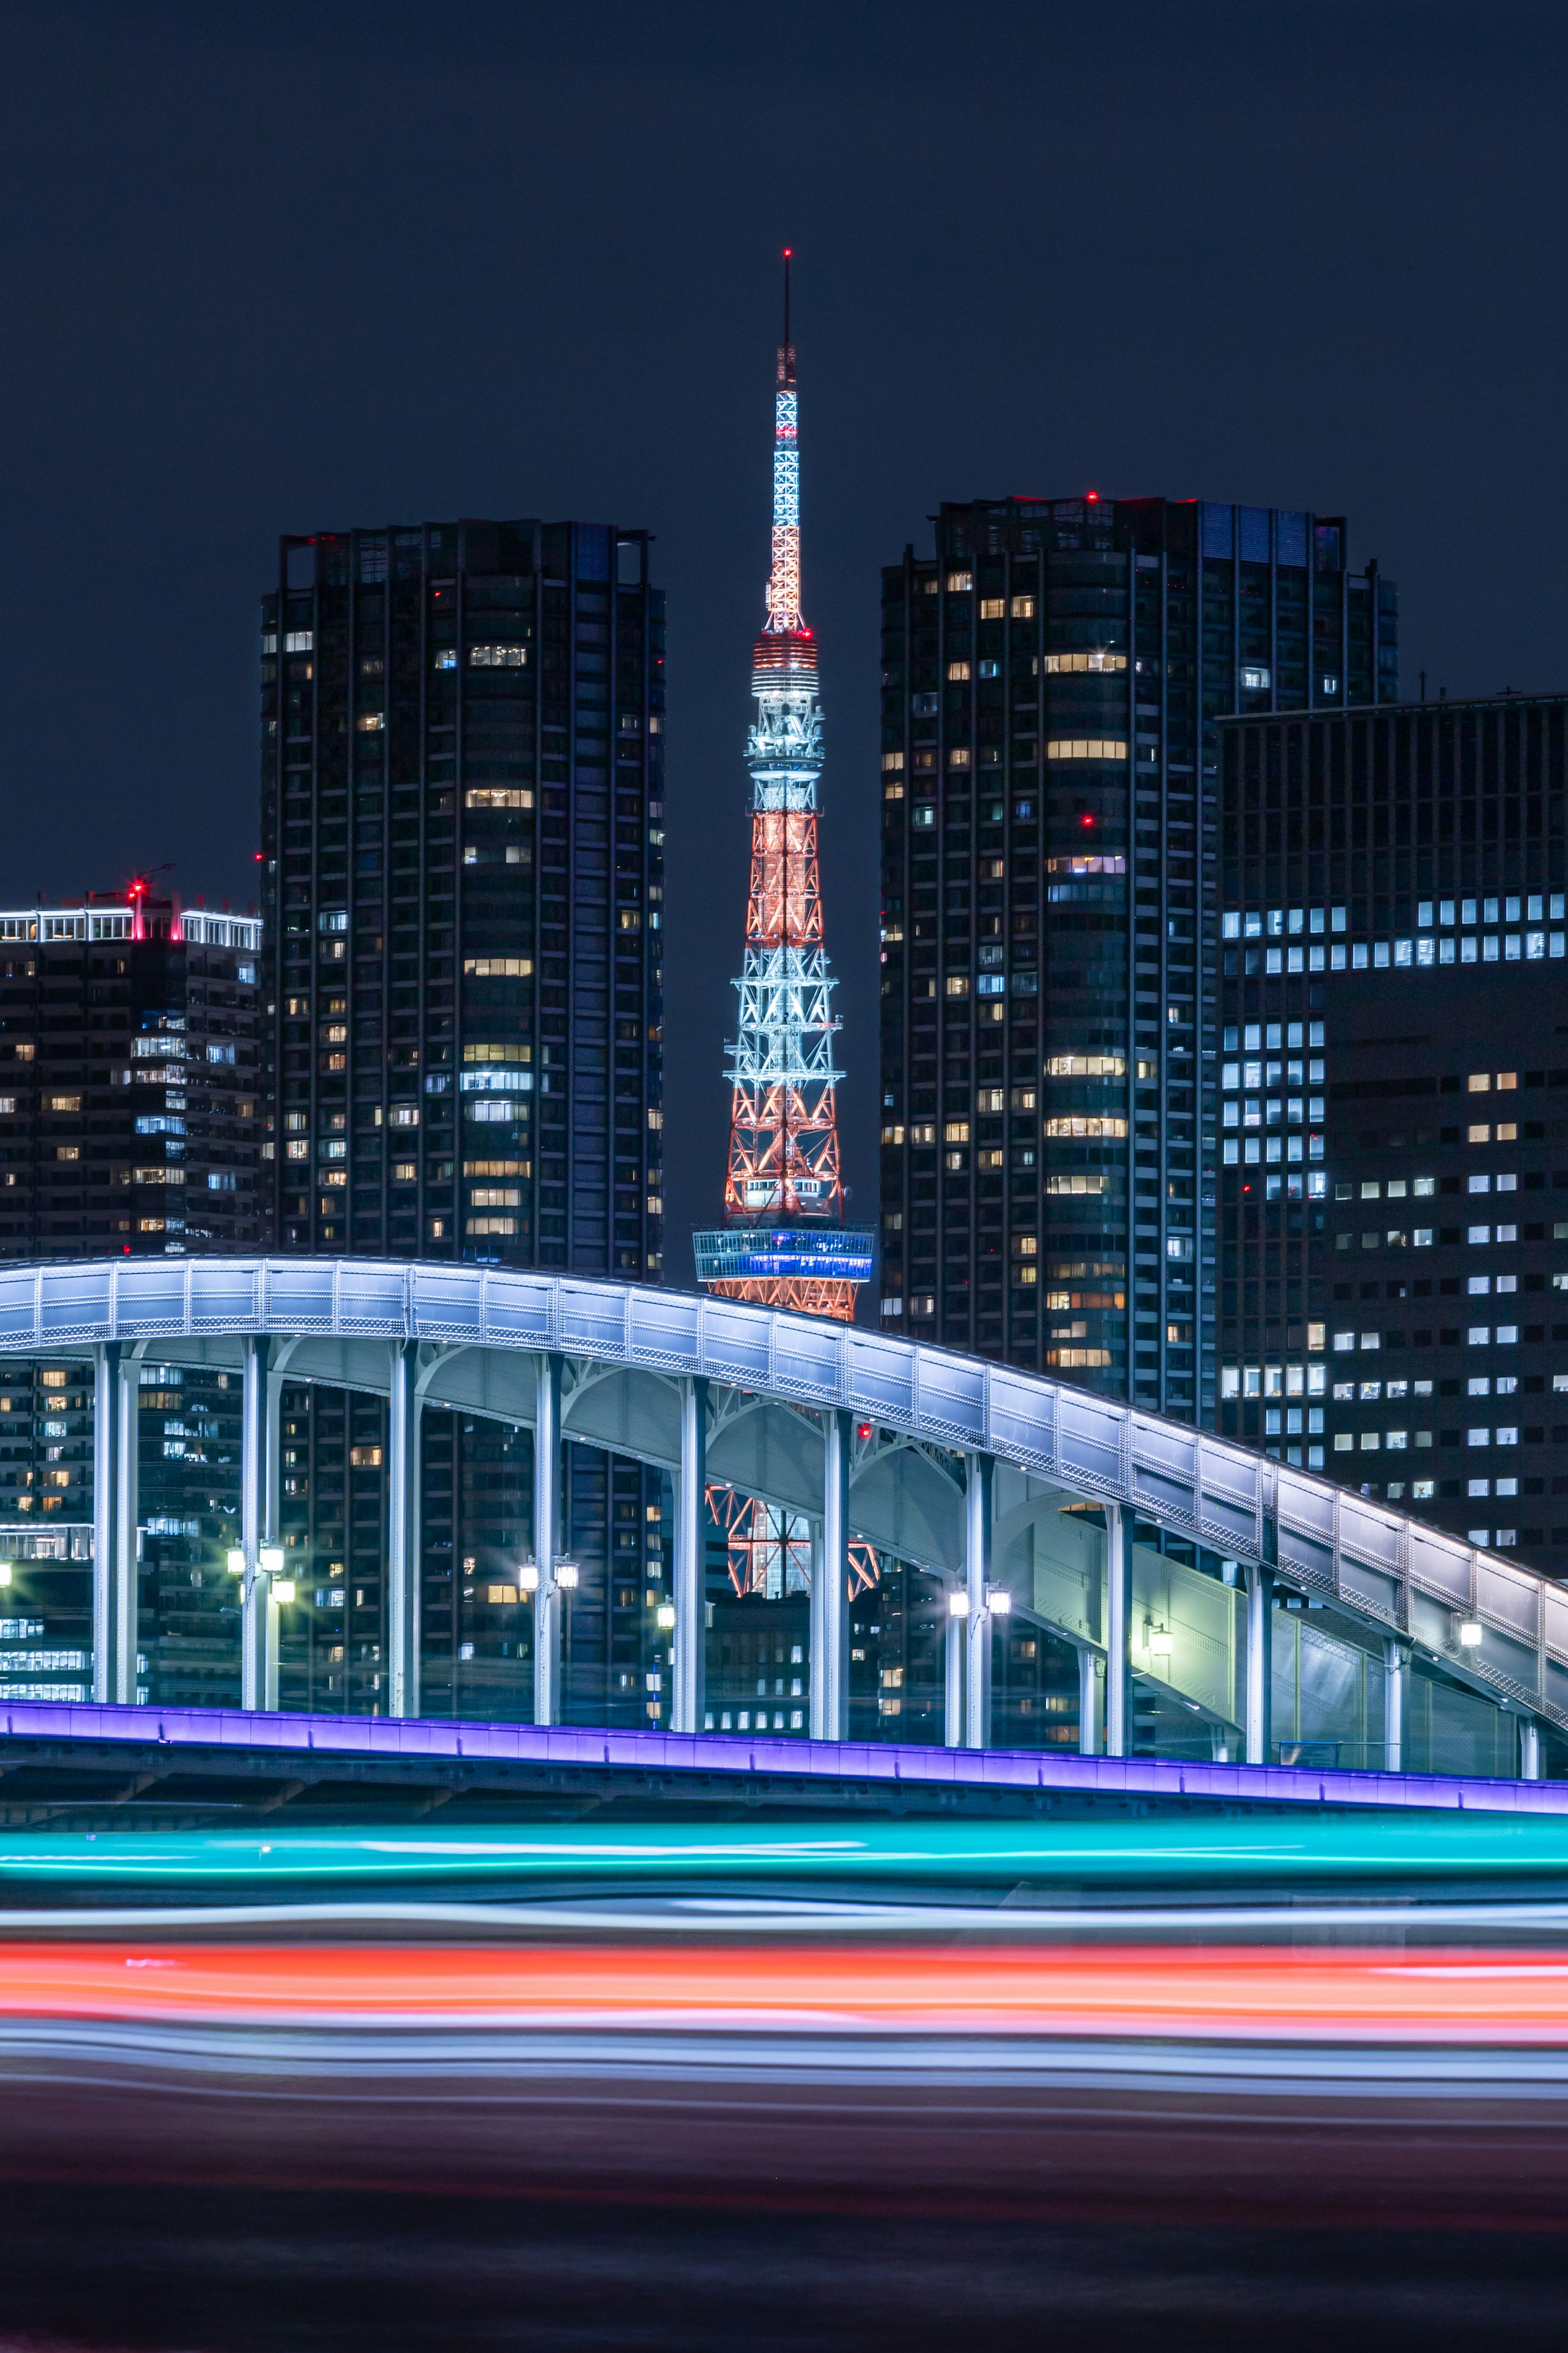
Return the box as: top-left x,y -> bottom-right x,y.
0,1255 -> 1563,1787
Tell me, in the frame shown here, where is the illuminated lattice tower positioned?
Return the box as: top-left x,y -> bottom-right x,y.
693,256 -> 873,1321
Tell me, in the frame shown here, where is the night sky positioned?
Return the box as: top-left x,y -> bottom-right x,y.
2,1 -> 1566,1276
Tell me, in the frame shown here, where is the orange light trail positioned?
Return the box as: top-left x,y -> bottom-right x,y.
0,1944 -> 1566,2042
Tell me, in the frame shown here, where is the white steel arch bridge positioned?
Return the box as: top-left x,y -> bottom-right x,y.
2,1256 -> 1564,1781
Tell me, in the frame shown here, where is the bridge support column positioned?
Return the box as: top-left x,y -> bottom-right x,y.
672,1375 -> 707,1735
1245,1564 -> 1274,1766
1104,1502 -> 1130,1758
263,1347 -> 283,1711
964,1452 -> 993,1749
387,1339 -> 421,1720
944,1593 -> 963,1746
811,1407 -> 851,1743
92,1341 -> 138,1706
240,1334 -> 276,1713
532,1352 -> 562,1727
1078,1647 -> 1098,1756
1382,1634 -> 1407,1773
1521,1718 -> 1542,1781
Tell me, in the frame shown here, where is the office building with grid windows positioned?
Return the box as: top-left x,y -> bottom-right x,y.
877,494 -> 1396,1421
0,884 -> 262,1710
1218,691 -> 1568,1579
259,518 -> 669,1721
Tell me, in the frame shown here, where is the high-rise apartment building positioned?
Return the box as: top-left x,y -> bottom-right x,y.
878,495 -> 1397,1423
0,885 -> 262,1708
259,518 -> 669,1722
1218,692 -> 1568,1579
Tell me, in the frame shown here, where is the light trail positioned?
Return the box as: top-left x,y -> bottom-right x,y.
0,1941 -> 1566,2042
2,1813 -> 1568,1886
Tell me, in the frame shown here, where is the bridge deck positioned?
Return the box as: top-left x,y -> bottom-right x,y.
0,1700 -> 1562,1824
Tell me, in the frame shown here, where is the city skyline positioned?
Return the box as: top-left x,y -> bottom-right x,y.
4,4 -> 1568,1287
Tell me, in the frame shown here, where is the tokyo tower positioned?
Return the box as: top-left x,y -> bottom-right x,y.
693,256 -> 873,1321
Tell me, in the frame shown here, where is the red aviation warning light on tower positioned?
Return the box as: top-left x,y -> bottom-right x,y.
693,256 -> 873,1322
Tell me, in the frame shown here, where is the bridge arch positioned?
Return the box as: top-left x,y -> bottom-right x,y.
0,1256 -> 1560,1778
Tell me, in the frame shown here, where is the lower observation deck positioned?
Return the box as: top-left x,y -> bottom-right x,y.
693,1224 -> 875,1320
693,1226 -> 874,1287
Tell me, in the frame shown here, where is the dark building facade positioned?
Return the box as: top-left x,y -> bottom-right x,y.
0,888 -> 263,1708
1218,692 -> 1568,1578
258,518 -> 669,1722
877,495 -> 1397,1426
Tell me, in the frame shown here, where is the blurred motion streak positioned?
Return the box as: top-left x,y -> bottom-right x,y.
0,1941 -> 1566,2040
4,1819 -> 1568,2233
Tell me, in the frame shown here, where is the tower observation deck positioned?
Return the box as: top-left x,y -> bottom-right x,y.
694,258 -> 873,1321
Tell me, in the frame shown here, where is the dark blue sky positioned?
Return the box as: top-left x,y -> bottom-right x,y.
2,0 -> 1566,1265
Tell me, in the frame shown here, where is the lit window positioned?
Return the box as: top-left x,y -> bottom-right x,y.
1046,1053 -> 1125,1077
1010,595 -> 1036,618
1043,1115 -> 1128,1139
978,598 -> 1005,619
943,1122 -> 970,1144
1040,651 -> 1126,674
463,787 -> 533,810
945,975 -> 969,996
1047,737 -> 1127,761
467,1215 -> 517,1235
945,571 -> 973,593
469,644 -> 528,668
356,712 -> 385,732
1240,665 -> 1271,690
462,956 -> 532,977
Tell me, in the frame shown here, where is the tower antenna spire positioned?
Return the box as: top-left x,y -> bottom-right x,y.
693,259 -> 872,1321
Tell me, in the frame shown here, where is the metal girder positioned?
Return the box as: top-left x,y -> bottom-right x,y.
2,1256 -> 1563,1741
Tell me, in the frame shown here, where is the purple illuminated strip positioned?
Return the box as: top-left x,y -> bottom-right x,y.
0,1700 -> 1563,1815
